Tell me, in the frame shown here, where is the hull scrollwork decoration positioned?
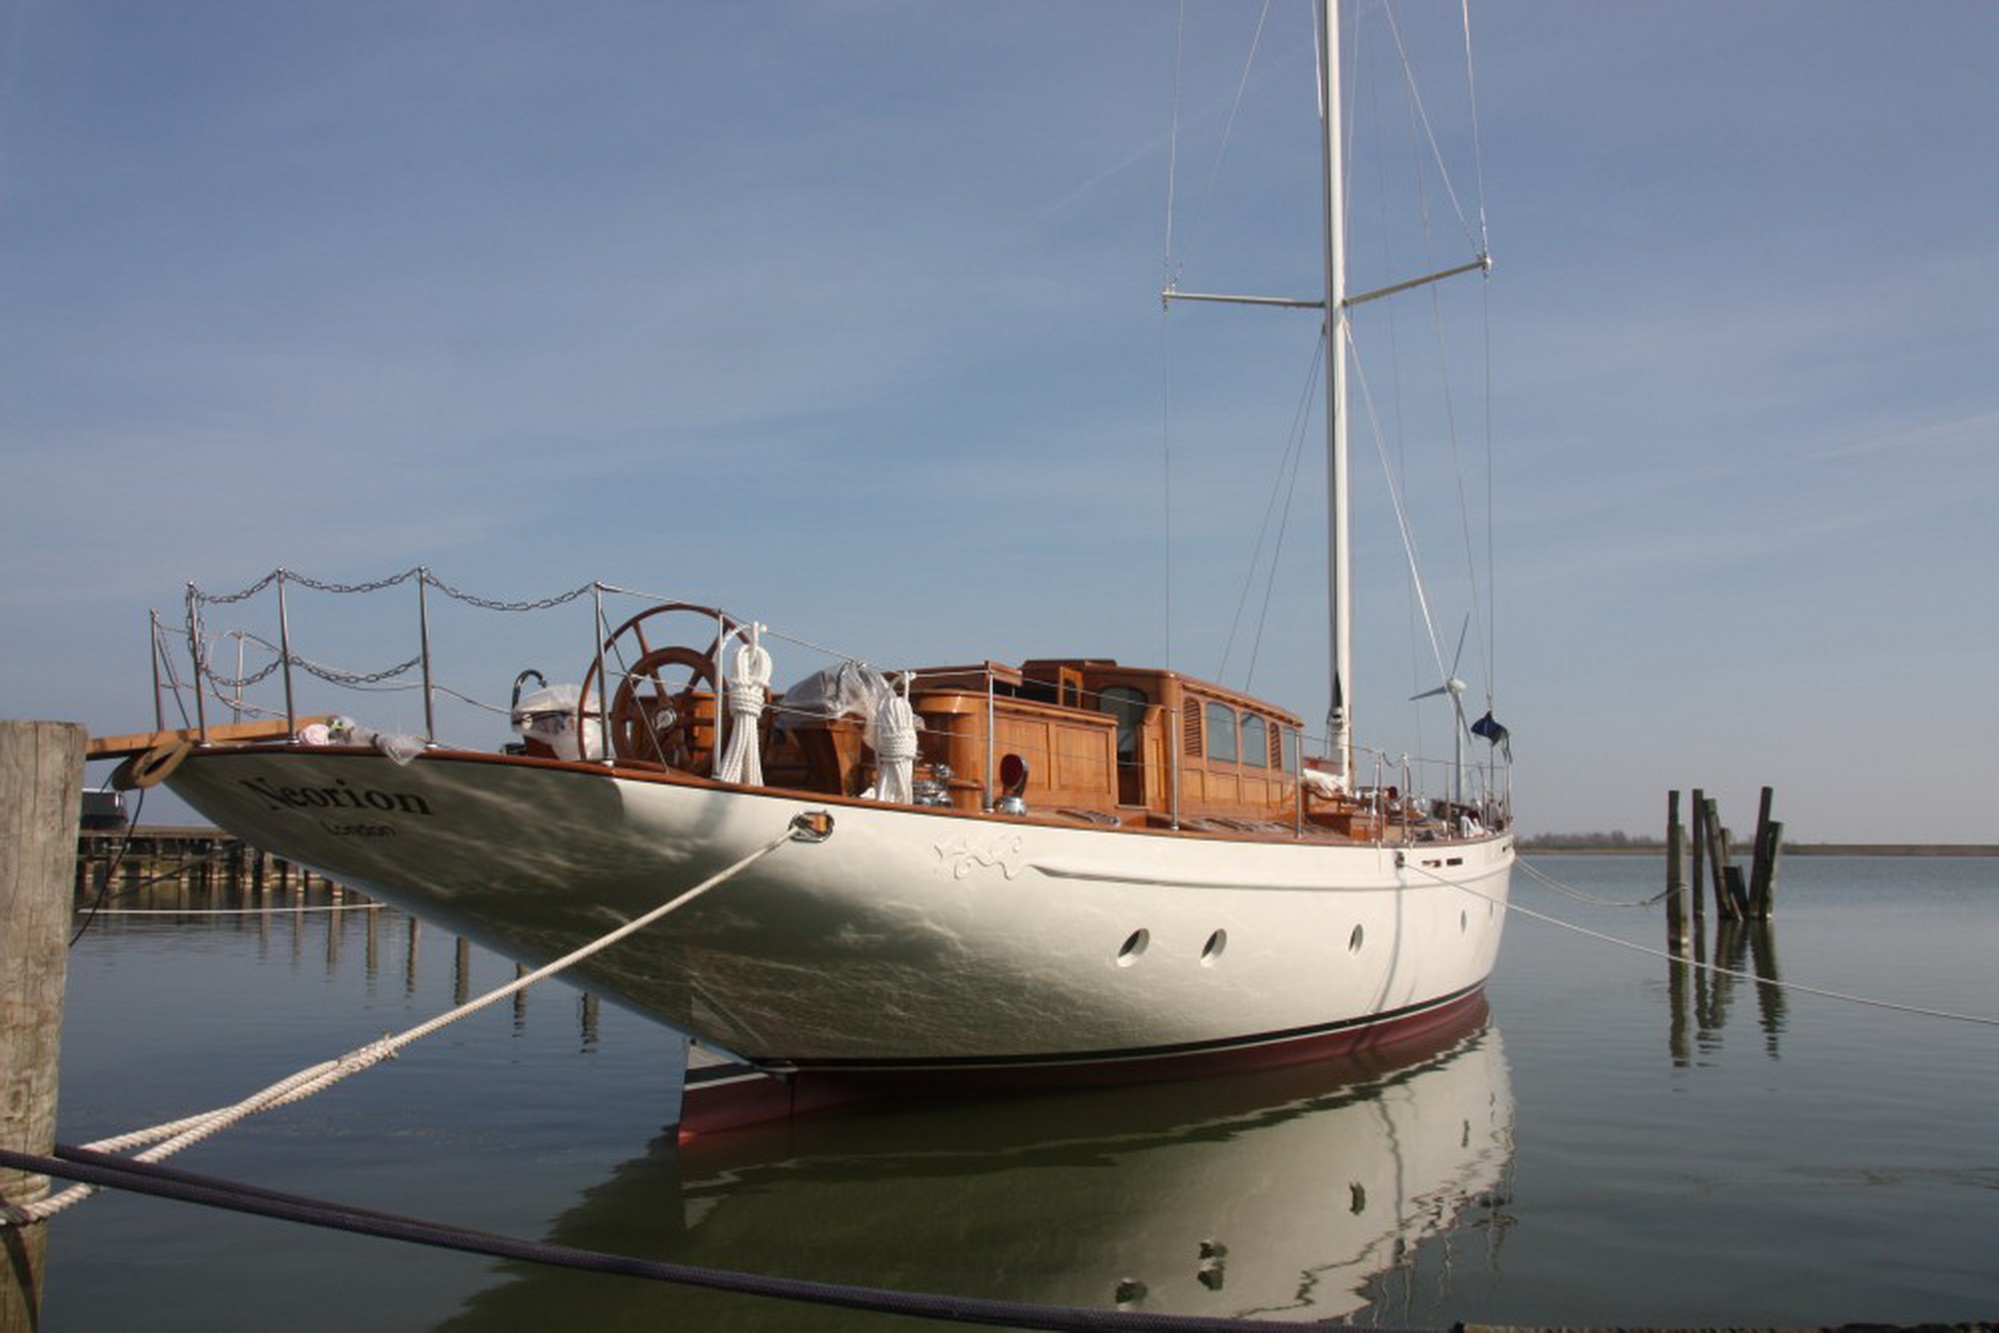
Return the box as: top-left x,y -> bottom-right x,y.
935,833 -> 1029,882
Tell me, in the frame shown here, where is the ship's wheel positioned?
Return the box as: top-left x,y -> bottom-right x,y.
609,644 -> 716,769
583,602 -> 742,771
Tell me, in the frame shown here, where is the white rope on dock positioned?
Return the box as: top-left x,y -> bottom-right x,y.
7,815 -> 827,1227
1409,857 -> 1999,1030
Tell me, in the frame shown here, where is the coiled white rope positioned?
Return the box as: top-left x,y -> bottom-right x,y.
713,625 -> 772,786
7,816 -> 827,1226
872,673 -> 918,805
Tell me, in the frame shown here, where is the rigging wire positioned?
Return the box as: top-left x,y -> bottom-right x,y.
1459,0 -> 1501,705
1243,336 -> 1325,687
1379,3 -> 1482,256
1163,0 -> 1281,678
1458,0 -> 1493,259
1348,335 -> 1449,690
1217,334 -> 1323,689
1189,0 -> 1275,266
1337,0 -> 1497,768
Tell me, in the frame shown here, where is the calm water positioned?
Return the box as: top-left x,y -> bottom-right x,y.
36,856 -> 1999,1329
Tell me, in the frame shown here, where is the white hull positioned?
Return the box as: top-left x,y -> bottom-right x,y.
169,746 -> 1511,1078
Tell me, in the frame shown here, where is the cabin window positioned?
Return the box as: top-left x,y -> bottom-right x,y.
1100,686 -> 1148,761
1240,714 -> 1268,769
1204,702 -> 1237,763
1057,666 -> 1086,710
1278,725 -> 1299,774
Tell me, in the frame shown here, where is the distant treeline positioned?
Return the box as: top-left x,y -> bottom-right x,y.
1520,832 -> 1999,857
1519,831 -> 1667,851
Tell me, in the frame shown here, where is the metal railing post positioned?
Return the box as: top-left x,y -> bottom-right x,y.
150,611 -> 166,733
417,569 -> 437,742
1294,727 -> 1303,837
275,569 -> 297,735
186,585 -> 210,742
593,584 -> 611,765
713,609 -> 728,777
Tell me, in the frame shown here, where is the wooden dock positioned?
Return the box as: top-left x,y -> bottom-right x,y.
75,826 -> 342,904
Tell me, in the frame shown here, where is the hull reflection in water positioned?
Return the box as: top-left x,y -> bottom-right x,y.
443,1009 -> 1513,1329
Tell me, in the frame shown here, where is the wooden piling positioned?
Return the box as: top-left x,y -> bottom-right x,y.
1701,797 -> 1741,920
1665,790 -> 1688,951
1749,786 -> 1783,920
1723,862 -> 1749,918
2,720 -> 87,1332
1689,788 -> 1707,923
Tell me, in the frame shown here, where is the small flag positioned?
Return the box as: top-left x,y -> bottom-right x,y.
1471,710 -> 1510,759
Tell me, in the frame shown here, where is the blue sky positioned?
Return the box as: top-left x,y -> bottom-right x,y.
3,1 -> 1994,843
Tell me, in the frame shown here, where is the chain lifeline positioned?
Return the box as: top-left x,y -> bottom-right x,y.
177,568 -> 603,721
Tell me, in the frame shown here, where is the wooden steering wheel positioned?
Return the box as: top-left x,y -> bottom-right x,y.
580,601 -> 747,772
608,644 -> 717,769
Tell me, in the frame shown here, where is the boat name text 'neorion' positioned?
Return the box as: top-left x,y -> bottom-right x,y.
239,776 -> 434,817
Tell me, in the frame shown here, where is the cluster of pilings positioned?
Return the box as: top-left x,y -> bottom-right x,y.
75,827 -> 329,906
1664,786 -> 1784,951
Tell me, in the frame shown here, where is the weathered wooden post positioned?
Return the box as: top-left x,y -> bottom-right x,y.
2,720 -> 87,1332
1689,787 -> 1707,923
1665,790 -> 1688,951
1702,796 -> 1741,920
1749,786 -> 1783,920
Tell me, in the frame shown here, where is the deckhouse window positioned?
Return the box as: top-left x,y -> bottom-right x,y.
1204,702 -> 1237,763
1100,686 -> 1149,761
1279,725 -> 1299,774
1240,714 -> 1268,768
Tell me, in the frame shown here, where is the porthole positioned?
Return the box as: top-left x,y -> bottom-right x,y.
1116,929 -> 1150,967
1200,929 -> 1228,966
1347,924 -> 1364,953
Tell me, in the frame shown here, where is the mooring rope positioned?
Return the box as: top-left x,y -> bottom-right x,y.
1408,858 -> 1999,1029
70,785 -> 145,944
1516,856 -> 1670,907
0,1145 -> 1415,1333
8,815 -> 828,1226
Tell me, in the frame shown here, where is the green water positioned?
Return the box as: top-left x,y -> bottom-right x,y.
37,856 -> 1999,1328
